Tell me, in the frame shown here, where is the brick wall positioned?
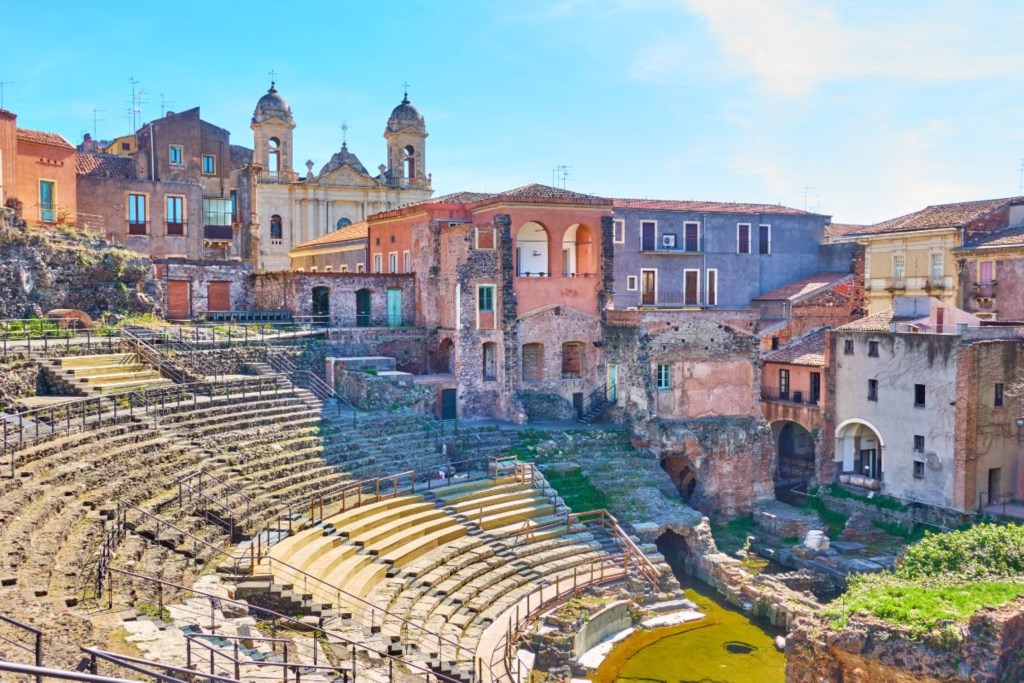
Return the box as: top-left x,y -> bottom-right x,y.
251,272 -> 416,327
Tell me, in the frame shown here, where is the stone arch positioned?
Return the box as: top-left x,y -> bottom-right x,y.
515,221 -> 550,276
561,223 -> 596,276
835,418 -> 884,483
662,456 -> 699,502
771,420 -> 815,487
434,337 -> 455,373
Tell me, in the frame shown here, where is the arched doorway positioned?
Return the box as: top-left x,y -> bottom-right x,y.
311,286 -> 330,321
434,338 -> 455,373
355,289 -> 371,327
515,222 -> 549,276
835,419 -> 884,484
662,456 -> 698,503
773,421 -> 816,487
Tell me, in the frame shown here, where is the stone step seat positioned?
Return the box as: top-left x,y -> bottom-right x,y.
155,393 -> 307,424
465,498 -> 556,531
67,368 -> 164,385
430,480 -> 532,506
179,404 -> 322,434
86,378 -> 175,395
207,447 -> 332,484
444,487 -> 538,516
349,507 -> 450,550
221,430 -> 324,459
375,520 -> 468,568
484,514 -> 575,544
63,363 -> 155,378
244,467 -> 352,509
41,352 -> 139,369
188,414 -> 323,442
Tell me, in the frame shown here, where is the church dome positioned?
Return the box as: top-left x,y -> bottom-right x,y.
253,82 -> 294,125
387,95 -> 425,132
319,142 -> 369,177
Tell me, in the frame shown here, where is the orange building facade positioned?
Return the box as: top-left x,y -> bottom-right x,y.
14,127 -> 77,224
0,109 -> 16,206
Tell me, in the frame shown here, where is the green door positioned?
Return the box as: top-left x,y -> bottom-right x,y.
386,288 -> 402,327
39,180 -> 55,222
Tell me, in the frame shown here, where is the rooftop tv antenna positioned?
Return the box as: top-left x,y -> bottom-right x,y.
803,186 -> 819,212
159,94 -> 174,117
92,109 -> 106,138
552,165 -> 572,189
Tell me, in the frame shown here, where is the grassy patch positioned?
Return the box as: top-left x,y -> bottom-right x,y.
871,519 -> 928,543
803,495 -> 849,537
542,467 -> 610,512
819,483 -> 907,511
824,577 -> 1024,637
711,514 -> 757,556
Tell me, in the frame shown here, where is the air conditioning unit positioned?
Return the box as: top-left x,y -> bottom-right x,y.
662,234 -> 676,248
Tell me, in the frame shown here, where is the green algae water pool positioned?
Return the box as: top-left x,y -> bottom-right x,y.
592,579 -> 785,683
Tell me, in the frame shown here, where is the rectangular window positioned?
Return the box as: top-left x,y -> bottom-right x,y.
561,342 -> 583,379
868,341 -> 879,357
373,254 -> 382,273
737,224 -> 751,254
758,224 -> 771,255
357,263 -> 365,273
203,198 -> 232,226
202,154 -> 216,174
475,226 -> 496,250
230,190 -> 238,222
169,144 -> 183,166
844,339 -> 854,355
930,253 -> 943,278
388,252 -> 398,273
166,195 -> 184,235
995,383 -> 1004,407
656,364 -> 671,390
913,461 -> 925,479
683,222 -> 700,252
403,251 -> 411,273
706,269 -> 717,306
626,275 -> 638,291
779,369 -> 790,400
483,343 -> 497,381
868,379 -> 878,401
914,383 -> 926,407
914,435 -> 925,452
324,265 -> 333,272
641,221 -> 657,251
864,252 -> 871,280
893,254 -> 906,280
478,285 -> 495,312
128,193 -> 147,234
340,265 -> 349,273
613,219 -> 625,244
684,269 -> 700,305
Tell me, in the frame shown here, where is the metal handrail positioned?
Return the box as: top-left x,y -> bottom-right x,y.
0,660 -> 169,683
120,328 -> 187,384
567,509 -> 662,588
82,648 -> 235,683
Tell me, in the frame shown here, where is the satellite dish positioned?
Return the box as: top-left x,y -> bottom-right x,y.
925,451 -> 942,471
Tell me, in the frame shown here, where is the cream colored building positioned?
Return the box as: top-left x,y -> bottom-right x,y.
835,197 -> 1024,314
250,84 -> 432,271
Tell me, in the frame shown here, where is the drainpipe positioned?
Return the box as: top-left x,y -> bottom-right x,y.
149,123 -> 156,182
702,212 -> 708,305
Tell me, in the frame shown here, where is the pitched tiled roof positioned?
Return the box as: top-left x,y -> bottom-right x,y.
753,272 -> 851,302
960,225 -> 1024,250
763,329 -> 826,366
825,222 -> 867,239
850,197 -> 1024,237
433,191 -> 496,205
75,153 -> 134,178
290,221 -> 369,251
614,198 -> 814,215
838,308 -> 894,332
496,183 -> 604,201
17,127 -> 74,149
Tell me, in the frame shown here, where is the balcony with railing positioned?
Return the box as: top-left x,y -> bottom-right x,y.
972,281 -> 996,299
639,234 -> 705,254
760,385 -> 823,430
127,220 -> 149,236
638,291 -> 716,308
867,275 -> 954,292
165,221 -> 186,237
204,224 -> 233,241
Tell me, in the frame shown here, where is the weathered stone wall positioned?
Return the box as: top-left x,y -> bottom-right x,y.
0,355 -> 40,411
251,271 -> 416,327
154,259 -> 253,316
335,370 -> 434,413
0,207 -> 160,319
785,599 -> 1024,682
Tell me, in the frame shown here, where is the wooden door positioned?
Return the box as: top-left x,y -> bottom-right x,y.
207,281 -> 230,312
356,289 -> 371,327
641,222 -> 655,251
387,289 -> 402,327
684,270 -> 699,305
167,280 -> 190,320
641,270 -> 656,305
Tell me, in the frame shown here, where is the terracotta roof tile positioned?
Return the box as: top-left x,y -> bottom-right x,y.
614,198 -> 814,215
960,225 -> 1024,250
291,221 -> 368,250
753,272 -> 852,302
851,197 -> 1024,237
496,184 -> 605,201
75,153 -> 134,178
762,329 -> 826,366
825,222 -> 867,239
838,308 -> 894,332
16,127 -> 74,149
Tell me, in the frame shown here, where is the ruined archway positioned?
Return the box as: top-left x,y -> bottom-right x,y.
433,338 -> 455,374
661,456 -> 698,503
772,420 -> 816,487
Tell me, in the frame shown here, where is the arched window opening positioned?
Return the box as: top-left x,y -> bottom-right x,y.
270,214 -> 283,241
561,342 -> 583,379
835,421 -> 884,485
404,144 -> 416,179
522,343 -> 544,381
336,217 -> 352,230
515,222 -> 549,277
560,224 -> 593,276
311,286 -> 330,321
482,342 -> 497,381
268,137 -> 281,177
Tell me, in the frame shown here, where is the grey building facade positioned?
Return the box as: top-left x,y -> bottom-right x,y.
611,199 -> 853,309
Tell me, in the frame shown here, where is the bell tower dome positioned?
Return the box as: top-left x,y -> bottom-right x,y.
384,90 -> 429,189
251,81 -> 296,180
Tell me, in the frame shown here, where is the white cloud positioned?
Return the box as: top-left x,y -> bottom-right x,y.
631,0 -> 1024,96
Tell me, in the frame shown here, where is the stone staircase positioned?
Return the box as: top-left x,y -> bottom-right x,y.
40,352 -> 173,396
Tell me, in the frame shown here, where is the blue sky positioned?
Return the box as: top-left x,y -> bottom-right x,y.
3,0 -> 1024,224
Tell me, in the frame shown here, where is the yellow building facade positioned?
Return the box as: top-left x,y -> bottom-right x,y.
835,197 -> 1024,314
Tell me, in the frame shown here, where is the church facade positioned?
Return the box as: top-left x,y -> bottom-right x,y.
250,84 -> 433,271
